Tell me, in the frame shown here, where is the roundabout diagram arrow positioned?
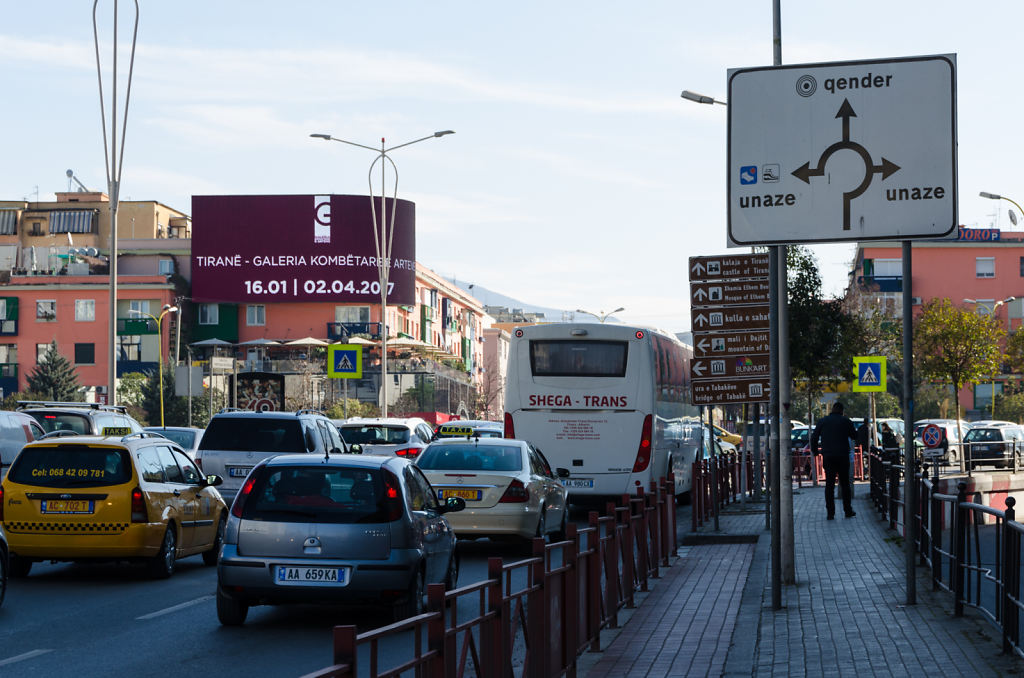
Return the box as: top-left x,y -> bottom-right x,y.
791,98 -> 901,230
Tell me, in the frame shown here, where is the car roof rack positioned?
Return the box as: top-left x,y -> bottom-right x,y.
217,407 -> 249,414
295,409 -> 327,417
17,400 -> 128,414
120,431 -> 168,442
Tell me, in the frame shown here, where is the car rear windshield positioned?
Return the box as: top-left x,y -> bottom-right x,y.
28,412 -> 91,434
7,445 -> 132,487
199,417 -> 303,452
342,425 -> 410,445
435,427 -> 503,439
152,429 -> 197,448
529,340 -> 628,377
965,428 -> 1009,443
417,444 -> 523,472
241,466 -> 393,523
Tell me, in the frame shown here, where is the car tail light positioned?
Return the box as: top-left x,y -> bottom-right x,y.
131,487 -> 147,523
504,413 -> 515,438
499,479 -> 529,503
383,470 -> 403,521
394,447 -> 420,457
632,414 -> 653,473
231,475 -> 257,518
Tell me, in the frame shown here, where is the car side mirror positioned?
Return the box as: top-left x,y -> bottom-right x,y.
349,443 -> 363,454
330,447 -> 342,456
556,467 -> 570,478
443,496 -> 466,513
204,474 -> 224,487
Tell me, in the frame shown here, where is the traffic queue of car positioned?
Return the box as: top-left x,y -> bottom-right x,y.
0,402 -> 553,626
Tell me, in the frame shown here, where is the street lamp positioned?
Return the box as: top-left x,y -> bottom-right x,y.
576,307 -> 624,323
980,192 -> 1024,228
310,130 -> 454,417
680,90 -> 727,106
964,296 -> 1015,416
129,304 -> 179,427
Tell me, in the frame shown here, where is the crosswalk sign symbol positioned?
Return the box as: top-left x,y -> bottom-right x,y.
852,356 -> 886,392
328,344 -> 362,379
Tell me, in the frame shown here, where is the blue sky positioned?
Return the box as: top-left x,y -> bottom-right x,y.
2,1 -> 1022,332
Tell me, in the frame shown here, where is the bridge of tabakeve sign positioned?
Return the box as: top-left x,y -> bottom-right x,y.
727,54 -> 957,246
692,378 -> 771,406
852,356 -> 886,392
327,344 -> 363,379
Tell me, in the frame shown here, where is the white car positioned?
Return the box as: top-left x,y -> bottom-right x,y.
339,417 -> 435,459
144,426 -> 205,459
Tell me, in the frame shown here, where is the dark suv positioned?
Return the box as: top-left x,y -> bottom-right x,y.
963,423 -> 1024,470
196,409 -> 346,504
17,401 -> 143,437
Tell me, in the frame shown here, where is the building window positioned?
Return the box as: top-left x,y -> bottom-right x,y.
36,300 -> 56,321
246,304 -> 265,326
977,257 -> 996,278
130,300 -> 151,315
119,335 -> 142,361
0,344 -> 16,364
198,303 -> 219,325
873,258 -> 901,277
1019,256 -> 1024,277
75,299 -> 96,322
158,259 -> 174,275
36,343 -> 51,364
335,306 -> 370,323
74,343 -> 95,365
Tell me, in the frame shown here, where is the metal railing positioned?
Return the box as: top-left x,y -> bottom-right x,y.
691,452 -> 761,530
301,478 -> 678,678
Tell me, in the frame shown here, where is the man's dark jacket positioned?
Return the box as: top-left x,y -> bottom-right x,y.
811,413 -> 858,457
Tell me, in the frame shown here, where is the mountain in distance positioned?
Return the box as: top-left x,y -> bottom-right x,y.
444,277 -> 580,323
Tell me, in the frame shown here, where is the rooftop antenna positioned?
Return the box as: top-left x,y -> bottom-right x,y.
66,169 -> 90,193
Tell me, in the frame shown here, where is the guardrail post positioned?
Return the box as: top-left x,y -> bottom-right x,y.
587,511 -> 602,652
954,482 -> 967,617
486,557 -> 504,678
1003,498 -> 1018,654
604,502 -> 621,628
635,491 -> 650,592
919,469 -> 929,567
565,523 -> 580,675
889,462 -> 899,530
426,583 -> 449,678
529,537 -> 548,677
620,494 -> 636,606
931,478 -> 942,591
332,625 -> 358,677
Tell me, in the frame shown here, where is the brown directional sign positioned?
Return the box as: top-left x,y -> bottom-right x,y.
691,279 -> 770,307
689,254 -> 770,282
693,330 -> 769,358
691,354 -> 770,380
690,305 -> 770,333
692,378 -> 771,405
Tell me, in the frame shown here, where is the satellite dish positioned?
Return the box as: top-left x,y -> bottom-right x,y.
66,169 -> 74,178
86,247 -> 99,256
1010,210 -> 1018,227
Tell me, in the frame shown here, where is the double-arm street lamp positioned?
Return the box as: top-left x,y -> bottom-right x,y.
576,307 -> 624,323
980,192 -> 1024,228
964,296 -> 1016,415
310,130 -> 454,416
129,304 -> 178,427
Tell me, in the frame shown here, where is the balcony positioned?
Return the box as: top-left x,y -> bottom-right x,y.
857,275 -> 902,293
117,317 -> 158,335
326,322 -> 381,341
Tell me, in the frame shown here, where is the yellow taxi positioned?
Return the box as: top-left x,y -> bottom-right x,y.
0,429 -> 227,579
712,423 -> 743,447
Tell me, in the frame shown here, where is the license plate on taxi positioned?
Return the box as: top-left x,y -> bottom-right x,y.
41,499 -> 94,514
228,466 -> 253,478
274,565 -> 349,586
438,488 -> 482,501
561,478 -> 594,489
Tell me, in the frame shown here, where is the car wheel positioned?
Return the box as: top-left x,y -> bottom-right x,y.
8,555 -> 31,578
552,507 -> 569,543
148,526 -> 177,579
393,569 -> 424,622
443,552 -> 459,590
203,515 -> 227,567
216,586 -> 249,626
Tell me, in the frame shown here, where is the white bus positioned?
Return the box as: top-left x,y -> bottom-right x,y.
503,323 -> 699,500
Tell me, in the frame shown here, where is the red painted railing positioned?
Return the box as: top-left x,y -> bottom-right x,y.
300,478 -> 678,678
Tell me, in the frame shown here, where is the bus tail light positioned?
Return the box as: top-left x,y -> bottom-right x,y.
632,414 -> 653,473
231,475 -> 257,518
504,413 -> 515,439
131,487 -> 148,523
499,479 -> 529,503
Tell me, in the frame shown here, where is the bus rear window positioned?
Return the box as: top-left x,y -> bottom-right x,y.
529,340 -> 628,377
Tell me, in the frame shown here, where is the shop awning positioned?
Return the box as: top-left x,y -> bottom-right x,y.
49,210 -> 96,234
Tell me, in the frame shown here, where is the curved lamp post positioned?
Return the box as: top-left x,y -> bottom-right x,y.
310,130 -> 454,417
964,296 -> 1015,415
680,90 -> 727,106
576,307 -> 624,323
129,304 -> 178,426
980,192 -> 1024,228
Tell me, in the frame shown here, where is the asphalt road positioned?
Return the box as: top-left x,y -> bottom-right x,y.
0,524 -> 559,677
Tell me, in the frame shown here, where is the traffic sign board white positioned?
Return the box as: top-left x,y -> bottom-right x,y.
727,54 -> 957,246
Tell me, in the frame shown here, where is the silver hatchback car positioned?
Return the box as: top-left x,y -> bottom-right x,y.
216,454 -> 464,625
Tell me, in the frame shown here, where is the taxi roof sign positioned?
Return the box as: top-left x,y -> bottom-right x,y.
852,356 -> 887,392
438,425 -> 475,436
101,426 -> 133,437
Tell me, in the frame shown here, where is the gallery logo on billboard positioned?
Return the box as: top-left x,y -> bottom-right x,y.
314,195 -> 331,243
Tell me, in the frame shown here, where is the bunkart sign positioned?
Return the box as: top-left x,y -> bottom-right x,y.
192,194 -> 416,305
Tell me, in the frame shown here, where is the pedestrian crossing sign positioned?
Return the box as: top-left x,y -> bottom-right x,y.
327,344 -> 362,379
852,356 -> 886,392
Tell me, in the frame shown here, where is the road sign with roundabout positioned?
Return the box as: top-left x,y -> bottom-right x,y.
727,54 -> 957,245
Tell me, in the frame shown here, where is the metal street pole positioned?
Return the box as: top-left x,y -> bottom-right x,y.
903,242 -> 917,605
93,0 -> 139,406
310,130 -> 454,417
129,305 -> 177,426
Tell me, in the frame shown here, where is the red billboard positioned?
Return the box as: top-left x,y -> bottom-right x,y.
191,194 -> 416,305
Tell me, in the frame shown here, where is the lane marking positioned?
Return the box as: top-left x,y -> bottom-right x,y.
0,649 -> 55,667
136,594 -> 214,620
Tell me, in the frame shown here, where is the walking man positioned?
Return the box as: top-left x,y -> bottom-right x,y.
811,401 -> 859,519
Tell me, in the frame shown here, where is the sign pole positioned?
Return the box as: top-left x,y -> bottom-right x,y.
903,241 -> 917,605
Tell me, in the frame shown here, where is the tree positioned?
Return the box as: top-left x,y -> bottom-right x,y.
914,298 -> 1004,462
26,341 -> 83,401
326,398 -> 379,420
140,363 -> 210,427
787,246 -> 867,423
